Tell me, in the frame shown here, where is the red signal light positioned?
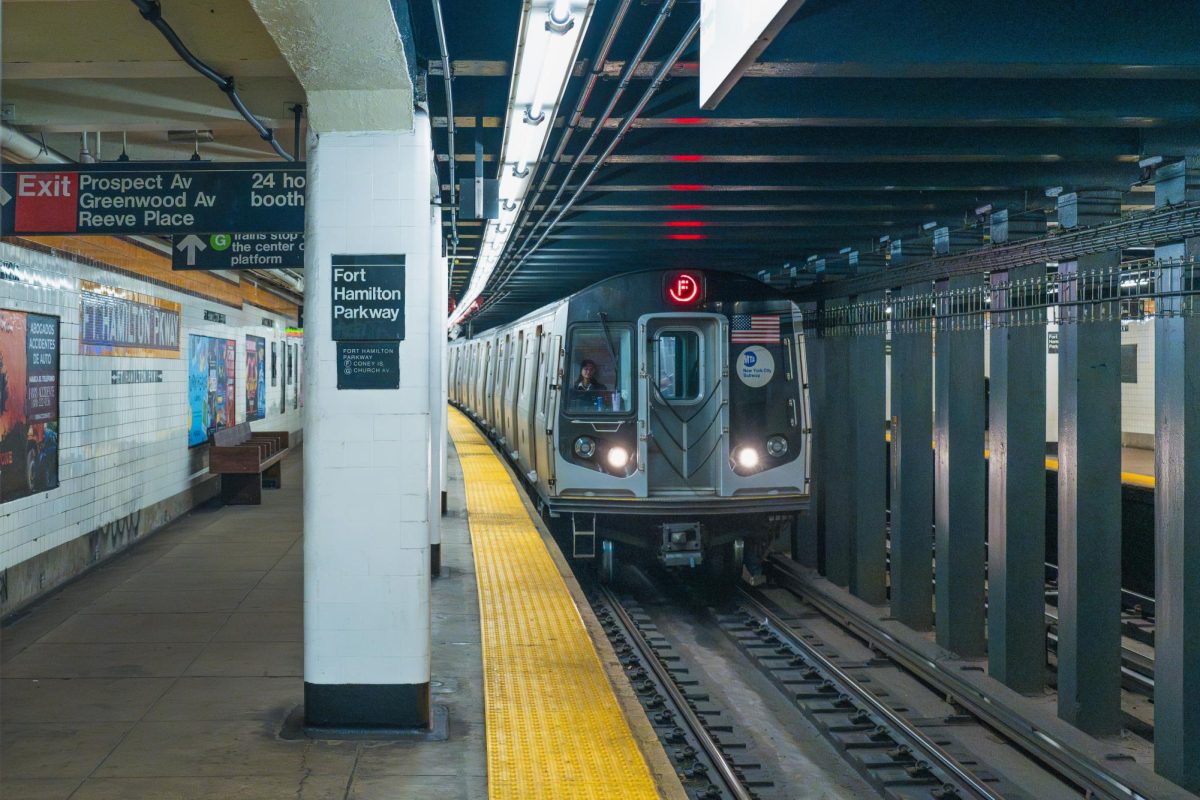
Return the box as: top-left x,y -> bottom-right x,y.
664,271 -> 703,305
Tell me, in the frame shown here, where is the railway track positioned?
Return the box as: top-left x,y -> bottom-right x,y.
765,554 -> 1192,800
592,585 -> 760,800
725,590 -> 1009,800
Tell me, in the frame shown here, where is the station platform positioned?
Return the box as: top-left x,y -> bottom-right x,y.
1,414 -> 678,800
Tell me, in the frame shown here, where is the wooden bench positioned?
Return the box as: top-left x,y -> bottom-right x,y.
209,422 -> 290,505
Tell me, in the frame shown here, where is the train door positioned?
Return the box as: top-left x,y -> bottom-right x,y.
491,337 -> 506,434
638,314 -> 727,495
516,327 -> 543,477
505,331 -> 523,456
534,331 -> 561,492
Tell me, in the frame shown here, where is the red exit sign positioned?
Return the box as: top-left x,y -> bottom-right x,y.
663,271 -> 704,306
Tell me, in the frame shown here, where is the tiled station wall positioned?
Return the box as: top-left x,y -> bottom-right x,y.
0,238 -> 303,614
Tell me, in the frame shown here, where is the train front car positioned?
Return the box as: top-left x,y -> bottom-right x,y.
549,269 -> 810,582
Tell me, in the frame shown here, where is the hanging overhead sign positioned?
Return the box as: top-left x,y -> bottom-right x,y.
172,232 -> 305,270
0,162 -> 305,236
699,0 -> 804,109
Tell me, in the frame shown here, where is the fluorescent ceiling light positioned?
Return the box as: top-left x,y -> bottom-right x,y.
450,0 -> 595,327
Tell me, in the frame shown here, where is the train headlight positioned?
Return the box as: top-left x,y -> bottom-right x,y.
606,446 -> 630,470
735,446 -> 760,471
574,436 -> 596,459
766,435 -> 789,458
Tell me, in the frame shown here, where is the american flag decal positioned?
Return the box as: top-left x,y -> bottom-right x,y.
731,314 -> 781,344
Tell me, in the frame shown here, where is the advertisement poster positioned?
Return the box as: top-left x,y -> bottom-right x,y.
187,335 -> 236,447
246,335 -> 266,421
270,341 -> 278,387
79,281 -> 181,357
0,309 -> 60,503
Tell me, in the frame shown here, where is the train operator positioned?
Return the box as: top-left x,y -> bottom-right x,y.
573,359 -> 608,392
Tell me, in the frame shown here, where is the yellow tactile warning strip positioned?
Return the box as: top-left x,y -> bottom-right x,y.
448,407 -> 663,800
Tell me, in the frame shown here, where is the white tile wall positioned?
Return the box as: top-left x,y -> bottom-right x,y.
1121,320 -> 1155,436
0,242 -> 303,570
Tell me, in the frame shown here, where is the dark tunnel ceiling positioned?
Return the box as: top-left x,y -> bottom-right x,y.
410,0 -> 1200,331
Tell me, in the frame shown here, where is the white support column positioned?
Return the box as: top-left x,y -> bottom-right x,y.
428,206 -> 447,577
302,113 -> 436,730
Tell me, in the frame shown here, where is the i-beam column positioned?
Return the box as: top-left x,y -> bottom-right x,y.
1053,189 -> 1124,736
933,275 -> 986,657
986,264 -> 1047,693
1154,232 -> 1200,791
1056,250 -> 1122,735
849,293 -> 886,603
889,284 -> 933,630
822,300 -> 853,585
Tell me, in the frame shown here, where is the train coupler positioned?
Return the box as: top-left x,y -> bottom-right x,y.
659,522 -> 703,567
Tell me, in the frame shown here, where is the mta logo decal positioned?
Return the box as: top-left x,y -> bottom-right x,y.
743,351 -> 757,367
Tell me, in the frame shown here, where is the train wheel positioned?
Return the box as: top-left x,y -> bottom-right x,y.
598,539 -> 618,585
704,538 -> 745,584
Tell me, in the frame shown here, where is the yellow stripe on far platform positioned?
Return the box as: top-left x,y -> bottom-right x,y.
448,407 -> 662,800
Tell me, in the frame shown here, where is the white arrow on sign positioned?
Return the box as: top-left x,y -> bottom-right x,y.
176,234 -> 207,266
0,186 -> 11,206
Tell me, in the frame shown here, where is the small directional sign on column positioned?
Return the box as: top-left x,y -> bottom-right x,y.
172,233 -> 304,270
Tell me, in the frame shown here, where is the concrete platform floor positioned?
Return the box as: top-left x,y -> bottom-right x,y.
0,448 -> 486,799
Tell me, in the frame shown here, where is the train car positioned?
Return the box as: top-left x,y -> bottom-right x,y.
449,268 -> 811,582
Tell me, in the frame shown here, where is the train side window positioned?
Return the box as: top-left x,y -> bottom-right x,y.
654,330 -> 702,402
566,325 -> 632,414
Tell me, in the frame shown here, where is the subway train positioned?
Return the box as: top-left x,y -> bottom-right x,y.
449,268 -> 811,582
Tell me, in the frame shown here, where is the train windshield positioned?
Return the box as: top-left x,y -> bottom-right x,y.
566,325 -> 632,414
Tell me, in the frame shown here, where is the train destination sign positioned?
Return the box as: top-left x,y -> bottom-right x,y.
172,232 -> 305,270
0,162 -> 305,236
330,254 -> 406,341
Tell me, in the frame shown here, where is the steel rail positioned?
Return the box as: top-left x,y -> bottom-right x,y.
599,585 -> 753,800
767,554 -> 1182,800
736,588 -> 1004,800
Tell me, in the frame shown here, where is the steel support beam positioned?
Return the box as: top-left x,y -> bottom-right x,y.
1153,235 -> 1200,791
986,263 -> 1048,693
1055,250 -> 1123,735
889,284 -> 934,630
797,203 -> 1200,302
848,293 -> 888,603
823,303 -> 853,585
934,275 -> 987,657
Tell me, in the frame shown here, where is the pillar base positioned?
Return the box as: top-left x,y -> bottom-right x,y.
303,682 -> 430,731
431,542 -> 441,578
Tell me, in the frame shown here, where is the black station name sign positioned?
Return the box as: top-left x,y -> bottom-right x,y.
330,254 -> 406,341
337,342 -> 401,390
1,162 -> 305,236
204,310 -> 227,324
